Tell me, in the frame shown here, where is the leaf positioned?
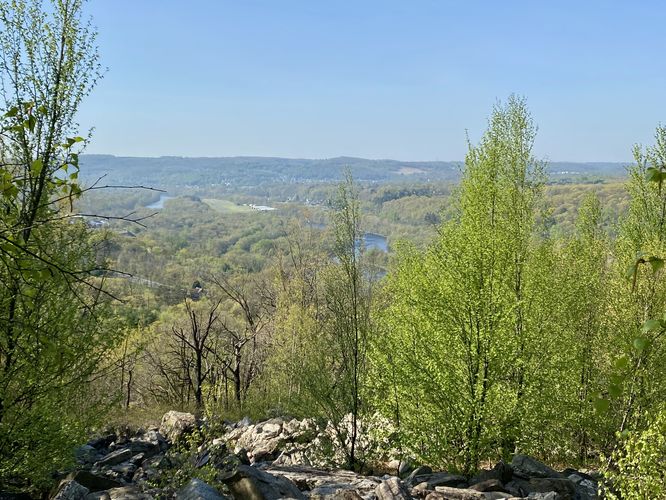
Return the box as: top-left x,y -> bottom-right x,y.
609,384 -> 622,398
30,158 -> 43,176
4,106 -> 19,118
642,319 -> 662,332
648,256 -> 664,273
626,263 -> 637,279
634,336 -> 649,351
646,167 -> 662,182
26,114 -> 36,132
594,397 -> 610,413
614,355 -> 629,370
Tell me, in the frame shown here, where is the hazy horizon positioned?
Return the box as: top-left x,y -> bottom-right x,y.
77,1 -> 665,163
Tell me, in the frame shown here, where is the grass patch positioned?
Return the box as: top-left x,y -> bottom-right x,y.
203,198 -> 254,213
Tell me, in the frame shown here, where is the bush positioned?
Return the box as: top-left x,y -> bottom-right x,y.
604,406 -> 666,499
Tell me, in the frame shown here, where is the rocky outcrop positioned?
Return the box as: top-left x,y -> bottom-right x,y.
50,412 -> 600,500
159,411 -> 197,443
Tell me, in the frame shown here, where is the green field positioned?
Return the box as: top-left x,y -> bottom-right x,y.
202,198 -> 254,213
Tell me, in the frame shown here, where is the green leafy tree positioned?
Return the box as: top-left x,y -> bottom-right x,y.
0,0 -> 117,489
375,96 -> 546,473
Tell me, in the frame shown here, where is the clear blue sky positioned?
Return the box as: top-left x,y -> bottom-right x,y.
78,0 -> 666,162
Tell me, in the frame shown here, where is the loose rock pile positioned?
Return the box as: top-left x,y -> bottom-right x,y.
50,411 -> 599,500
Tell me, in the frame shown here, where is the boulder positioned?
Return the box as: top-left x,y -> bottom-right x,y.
470,461 -> 512,486
375,477 -> 412,500
159,411 -> 196,442
427,486 -> 486,499
309,486 -> 363,499
128,430 -> 165,458
75,445 -> 100,465
468,479 -> 506,493
411,472 -> 467,490
66,471 -> 123,493
176,479 -> 229,500
224,464 -> 305,500
405,466 -> 433,485
106,486 -> 151,500
83,493 -> 111,500
262,464 -> 382,498
505,477 -> 575,500
52,480 -> 89,500
566,473 -> 597,500
95,449 -> 132,468
510,455 -> 561,480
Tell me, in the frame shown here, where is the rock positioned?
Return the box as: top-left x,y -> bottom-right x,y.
262,464 -> 382,498
159,411 -> 196,442
236,448 -> 251,465
76,445 -> 100,465
128,430 -> 164,458
412,472 -> 467,490
84,493 -> 111,500
427,486 -> 486,499
527,494 -> 559,500
406,466 -> 433,485
525,478 -> 575,499
66,471 -> 123,492
566,473 -> 597,500
52,480 -> 90,500
505,477 -> 575,500
470,461 -> 512,486
88,435 -> 116,451
176,478 -> 229,500
375,477 -> 412,499
398,461 -> 414,478
468,479 -> 506,493
95,449 -> 133,467
224,464 -> 305,500
309,487 -> 363,499
106,462 -> 137,482
106,486 -> 151,500
510,455 -> 561,480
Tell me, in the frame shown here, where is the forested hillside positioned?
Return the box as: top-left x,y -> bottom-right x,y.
0,1 -> 664,499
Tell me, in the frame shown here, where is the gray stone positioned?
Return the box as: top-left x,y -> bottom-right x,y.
413,472 -> 467,490
83,493 -> 111,500
224,464 -> 305,500
53,480 -> 90,500
470,461 -> 512,485
106,486 -> 151,500
566,474 -> 597,500
527,494 -> 559,500
309,486 -> 363,499
159,411 -> 196,442
406,465 -> 433,485
66,471 -> 123,492
511,455 -> 561,480
107,462 -> 137,482
468,479 -> 506,493
375,477 -> 411,500
95,449 -> 133,467
76,445 -> 100,465
176,478 -> 229,500
428,486 -> 486,499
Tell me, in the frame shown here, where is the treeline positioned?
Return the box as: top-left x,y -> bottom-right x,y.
94,98 -> 666,499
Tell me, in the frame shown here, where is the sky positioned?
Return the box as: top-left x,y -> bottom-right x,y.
77,0 -> 666,162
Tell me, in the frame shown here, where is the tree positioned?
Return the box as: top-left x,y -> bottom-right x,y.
0,0 -> 115,488
169,298 -> 221,413
375,96 -> 546,473
325,171 -> 372,469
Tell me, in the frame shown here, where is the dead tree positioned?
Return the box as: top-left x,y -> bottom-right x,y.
170,298 -> 221,412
